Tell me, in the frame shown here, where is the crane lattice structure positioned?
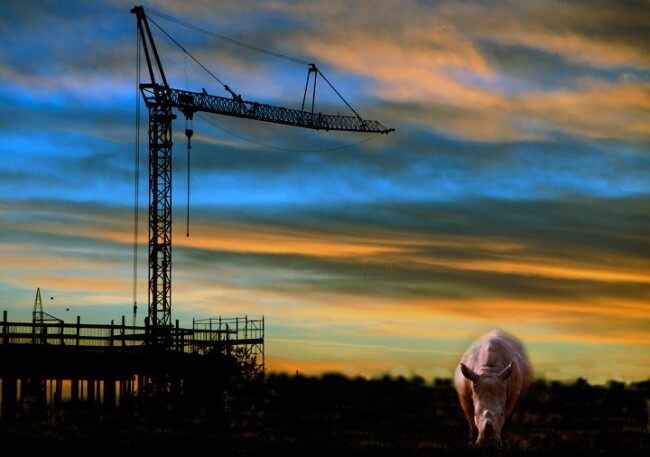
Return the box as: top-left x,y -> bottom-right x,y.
132,5 -> 393,347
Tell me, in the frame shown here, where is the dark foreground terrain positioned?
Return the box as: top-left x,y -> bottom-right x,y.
0,373 -> 647,456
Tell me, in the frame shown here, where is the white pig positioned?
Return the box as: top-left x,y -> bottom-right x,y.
454,329 -> 532,447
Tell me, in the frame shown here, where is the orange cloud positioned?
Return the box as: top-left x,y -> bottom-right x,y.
280,1 -> 650,142
175,221 -> 401,258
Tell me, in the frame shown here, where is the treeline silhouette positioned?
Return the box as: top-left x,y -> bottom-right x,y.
0,372 -> 648,455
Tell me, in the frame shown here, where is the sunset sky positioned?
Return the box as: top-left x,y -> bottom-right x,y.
1,0 -> 648,385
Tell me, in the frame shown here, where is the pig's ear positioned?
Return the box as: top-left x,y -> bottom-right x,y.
460,363 -> 479,382
498,361 -> 514,381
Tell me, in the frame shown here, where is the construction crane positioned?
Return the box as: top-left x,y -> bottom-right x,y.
132,6 -> 393,346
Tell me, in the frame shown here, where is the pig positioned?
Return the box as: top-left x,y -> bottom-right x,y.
454,329 -> 532,447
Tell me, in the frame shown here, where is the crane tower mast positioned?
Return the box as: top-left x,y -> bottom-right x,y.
132,6 -> 393,345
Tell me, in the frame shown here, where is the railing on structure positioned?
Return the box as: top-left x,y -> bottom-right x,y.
0,315 -> 146,349
193,316 -> 265,378
193,316 -> 264,343
0,311 -> 264,362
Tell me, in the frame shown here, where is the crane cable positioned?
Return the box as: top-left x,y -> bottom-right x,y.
184,54 -> 192,238
146,14 -> 231,93
144,8 -> 362,119
144,7 -> 311,66
132,27 -> 141,326
186,118 -> 192,237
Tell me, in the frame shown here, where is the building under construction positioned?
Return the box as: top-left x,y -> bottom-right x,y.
0,288 -> 264,421
0,6 -> 391,422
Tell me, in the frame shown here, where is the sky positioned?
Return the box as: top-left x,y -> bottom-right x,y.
1,0 -> 648,386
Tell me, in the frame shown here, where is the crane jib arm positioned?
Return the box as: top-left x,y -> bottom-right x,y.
139,84 -> 394,134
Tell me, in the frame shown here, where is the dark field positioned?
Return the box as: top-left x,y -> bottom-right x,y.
1,373 -> 648,456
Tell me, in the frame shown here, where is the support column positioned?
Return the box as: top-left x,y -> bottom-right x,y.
53,378 -> 63,407
1,376 -> 17,422
104,378 -> 116,411
71,379 -> 79,404
87,379 -> 96,403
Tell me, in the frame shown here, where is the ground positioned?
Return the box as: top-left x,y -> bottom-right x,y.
0,374 -> 647,456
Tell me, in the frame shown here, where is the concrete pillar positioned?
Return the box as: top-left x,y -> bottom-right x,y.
104,378 -> 116,410
53,379 -> 62,407
87,379 -> 96,403
71,379 -> 79,404
1,376 -> 17,422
